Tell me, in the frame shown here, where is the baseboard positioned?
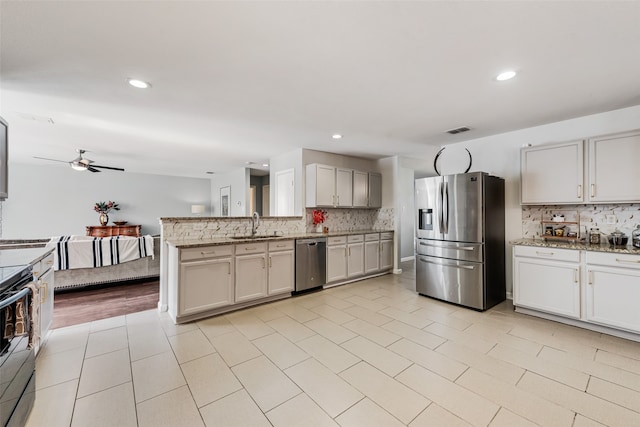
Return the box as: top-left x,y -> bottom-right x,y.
393,268 -> 403,274
401,255 -> 415,262
506,291 -> 513,300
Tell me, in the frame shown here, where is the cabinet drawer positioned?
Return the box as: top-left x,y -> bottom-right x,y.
513,245 -> 579,263
380,232 -> 393,240
236,242 -> 267,255
180,245 -> 233,261
269,240 -> 294,252
586,251 -> 640,269
328,236 -> 347,245
33,252 -> 55,278
365,233 -> 379,242
347,234 -> 364,243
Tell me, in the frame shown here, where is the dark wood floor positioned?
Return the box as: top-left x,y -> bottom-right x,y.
52,279 -> 160,329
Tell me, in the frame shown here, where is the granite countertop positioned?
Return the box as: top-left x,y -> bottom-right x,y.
167,229 -> 394,248
0,246 -> 54,267
511,238 -> 640,255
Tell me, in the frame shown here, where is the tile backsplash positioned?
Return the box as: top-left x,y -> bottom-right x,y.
522,204 -> 640,239
161,208 -> 395,240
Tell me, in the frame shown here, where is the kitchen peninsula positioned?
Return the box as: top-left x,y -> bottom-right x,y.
159,214 -> 395,324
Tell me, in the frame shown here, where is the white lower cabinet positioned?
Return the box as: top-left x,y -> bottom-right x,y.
31,251 -> 55,354
327,237 -> 348,283
379,232 -> 393,271
514,245 -> 640,337
347,235 -> 364,278
268,240 -> 295,295
513,247 -> 581,319
364,234 -> 380,274
585,252 -> 640,333
179,257 -> 234,315
235,242 -> 268,303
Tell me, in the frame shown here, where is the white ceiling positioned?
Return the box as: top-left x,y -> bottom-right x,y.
2,1 -> 640,178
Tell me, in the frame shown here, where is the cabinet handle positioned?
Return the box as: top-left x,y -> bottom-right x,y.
577,185 -> 582,198
616,258 -> 640,264
245,247 -> 256,251
588,270 -> 593,285
591,184 -> 596,198
262,258 -> 265,269
228,262 -> 231,275
201,251 -> 216,255
269,256 -> 272,268
349,247 -> 351,256
337,195 -> 340,206
41,282 -> 48,304
46,259 -> 53,265
535,251 -> 554,257
574,269 -> 579,283
276,244 -> 286,247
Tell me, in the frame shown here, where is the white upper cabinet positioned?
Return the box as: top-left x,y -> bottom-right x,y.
368,172 -> 382,208
352,170 -> 369,207
335,168 -> 353,207
306,163 -> 381,208
588,130 -> 640,202
521,141 -> 584,204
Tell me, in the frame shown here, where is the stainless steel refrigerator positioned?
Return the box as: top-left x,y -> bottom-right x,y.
415,172 -> 505,310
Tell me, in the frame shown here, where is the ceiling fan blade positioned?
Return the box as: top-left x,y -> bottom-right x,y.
92,165 -> 125,172
87,166 -> 101,173
33,156 -> 70,163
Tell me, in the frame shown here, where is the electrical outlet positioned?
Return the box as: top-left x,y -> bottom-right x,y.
606,215 -> 617,224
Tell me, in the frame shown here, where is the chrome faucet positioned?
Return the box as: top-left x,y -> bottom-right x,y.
251,211 -> 260,236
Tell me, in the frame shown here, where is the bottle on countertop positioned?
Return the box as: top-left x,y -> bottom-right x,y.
589,228 -> 601,245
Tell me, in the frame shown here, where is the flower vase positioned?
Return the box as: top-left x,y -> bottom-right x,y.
315,224 -> 323,233
99,213 -> 109,226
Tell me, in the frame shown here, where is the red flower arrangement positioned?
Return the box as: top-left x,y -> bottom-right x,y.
312,209 -> 327,225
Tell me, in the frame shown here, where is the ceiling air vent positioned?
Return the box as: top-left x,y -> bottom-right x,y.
445,126 -> 471,135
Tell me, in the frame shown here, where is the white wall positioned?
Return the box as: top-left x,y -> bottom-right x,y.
211,167 -> 249,216
446,104 -> 640,295
1,163 -> 211,238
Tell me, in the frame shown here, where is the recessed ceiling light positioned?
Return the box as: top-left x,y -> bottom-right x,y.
128,78 -> 151,89
332,134 -> 343,140
262,163 -> 269,167
495,71 -> 517,81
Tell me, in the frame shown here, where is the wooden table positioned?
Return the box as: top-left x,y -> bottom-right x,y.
86,225 -> 141,237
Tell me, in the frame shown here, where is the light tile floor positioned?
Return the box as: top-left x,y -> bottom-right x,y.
27,262 -> 640,426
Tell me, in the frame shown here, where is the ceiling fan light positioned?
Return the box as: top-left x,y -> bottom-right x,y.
71,162 -> 87,171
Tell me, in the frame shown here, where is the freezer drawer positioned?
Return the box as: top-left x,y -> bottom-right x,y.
416,255 -> 485,310
416,239 -> 483,263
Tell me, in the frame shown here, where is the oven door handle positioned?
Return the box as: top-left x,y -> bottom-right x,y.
0,287 -> 31,310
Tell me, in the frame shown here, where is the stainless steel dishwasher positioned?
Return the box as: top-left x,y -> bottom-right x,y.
295,238 -> 326,292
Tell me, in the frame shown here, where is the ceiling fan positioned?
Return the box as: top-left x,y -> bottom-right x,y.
34,149 -> 125,173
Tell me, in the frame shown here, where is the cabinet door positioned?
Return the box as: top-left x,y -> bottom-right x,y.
335,168 -> 353,207
180,258 -> 233,316
364,241 -> 379,274
235,254 -> 268,302
347,242 -> 364,278
586,266 -> 640,333
327,245 -> 347,283
379,239 -> 393,270
521,141 -> 584,204
513,257 -> 580,318
368,173 -> 382,208
315,164 -> 336,206
268,250 -> 294,295
39,267 -> 54,341
352,171 -> 369,207
588,131 -> 640,202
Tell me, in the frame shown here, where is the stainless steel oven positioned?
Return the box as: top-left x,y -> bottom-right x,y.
0,264 -> 35,427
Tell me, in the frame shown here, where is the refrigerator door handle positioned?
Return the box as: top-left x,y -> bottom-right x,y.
438,182 -> 444,232
443,181 -> 449,234
418,257 -> 475,270
418,241 -> 475,251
